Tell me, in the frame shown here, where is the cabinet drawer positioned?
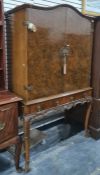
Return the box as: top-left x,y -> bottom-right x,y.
0,103 -> 18,144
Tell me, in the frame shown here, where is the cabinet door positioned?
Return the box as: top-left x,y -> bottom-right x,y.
0,103 -> 18,143
27,6 -> 92,100
63,8 -> 93,92
27,7 -> 66,100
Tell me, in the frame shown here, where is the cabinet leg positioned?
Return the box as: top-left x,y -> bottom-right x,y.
15,136 -> 23,172
84,103 -> 92,137
24,118 -> 31,172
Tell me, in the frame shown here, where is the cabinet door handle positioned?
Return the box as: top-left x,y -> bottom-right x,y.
0,107 -> 11,112
0,122 -> 5,131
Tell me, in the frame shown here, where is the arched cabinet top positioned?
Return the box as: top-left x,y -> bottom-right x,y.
5,3 -> 94,21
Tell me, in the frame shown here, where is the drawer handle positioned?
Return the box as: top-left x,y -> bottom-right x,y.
0,122 -> 5,131
37,105 -> 42,112
70,96 -> 74,101
56,101 -> 59,106
0,107 -> 11,112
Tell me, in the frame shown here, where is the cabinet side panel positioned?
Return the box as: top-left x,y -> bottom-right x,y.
11,10 -> 28,100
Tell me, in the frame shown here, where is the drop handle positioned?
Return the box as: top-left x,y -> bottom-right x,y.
70,96 -> 74,101
37,105 -> 42,112
56,101 -> 59,106
24,85 -> 33,91
60,44 -> 70,75
0,122 -> 5,131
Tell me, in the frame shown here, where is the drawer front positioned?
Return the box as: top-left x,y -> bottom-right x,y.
24,89 -> 92,115
0,103 -> 18,143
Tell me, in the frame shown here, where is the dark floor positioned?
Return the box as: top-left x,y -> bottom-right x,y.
0,122 -> 100,175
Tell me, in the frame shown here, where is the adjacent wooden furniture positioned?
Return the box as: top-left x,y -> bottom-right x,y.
89,17 -> 100,139
0,1 -> 23,172
0,0 -> 6,90
0,90 -> 22,172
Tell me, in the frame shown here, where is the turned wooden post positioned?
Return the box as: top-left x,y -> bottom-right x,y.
23,117 -> 30,172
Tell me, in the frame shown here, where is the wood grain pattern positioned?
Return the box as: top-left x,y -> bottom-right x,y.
0,103 -> 18,143
28,29 -> 92,100
6,5 -> 92,102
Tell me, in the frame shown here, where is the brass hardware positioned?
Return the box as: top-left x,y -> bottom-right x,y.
83,93 -> 87,98
60,45 -> 70,57
37,105 -> 41,112
0,122 -> 5,131
70,96 -> 74,101
60,44 -> 70,75
23,20 -> 37,32
56,101 -> 59,106
24,85 -> 33,91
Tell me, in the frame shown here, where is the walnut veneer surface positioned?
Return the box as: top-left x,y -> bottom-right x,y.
6,4 -> 93,102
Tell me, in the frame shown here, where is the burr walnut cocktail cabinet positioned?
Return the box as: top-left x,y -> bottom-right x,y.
5,4 -> 95,171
